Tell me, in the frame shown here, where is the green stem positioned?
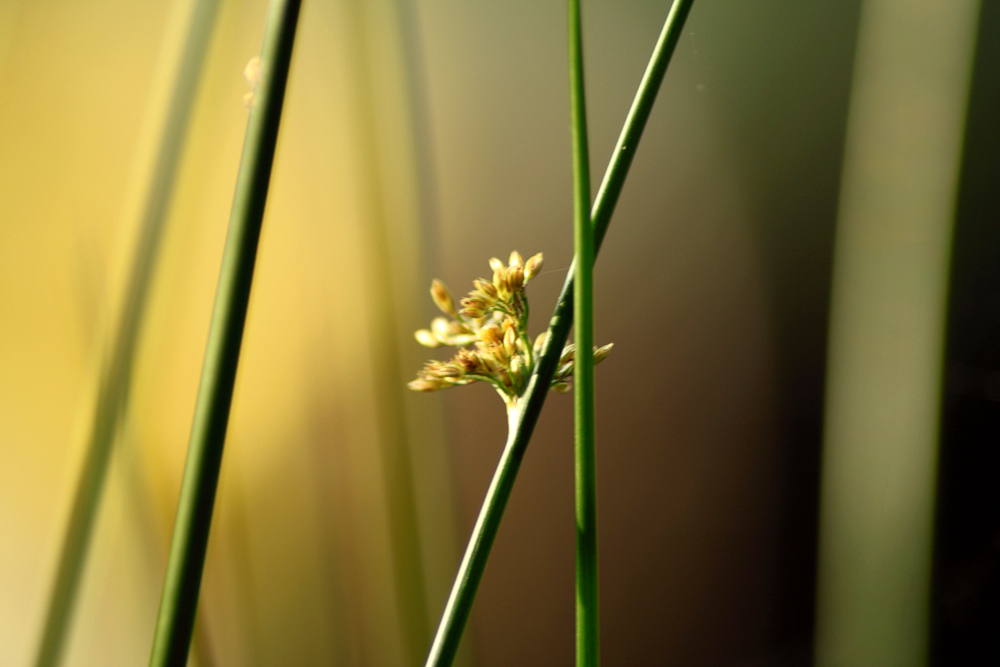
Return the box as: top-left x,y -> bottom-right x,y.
148,2 -> 301,665
423,2 -> 694,665
568,0 -> 597,664
33,3 -> 220,666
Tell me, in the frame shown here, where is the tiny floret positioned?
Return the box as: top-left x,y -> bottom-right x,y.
524,253 -> 543,281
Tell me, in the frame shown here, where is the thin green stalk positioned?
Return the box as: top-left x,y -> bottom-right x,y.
424,2 -> 694,665
567,0 -> 597,664
33,2 -> 219,665
148,1 -> 301,665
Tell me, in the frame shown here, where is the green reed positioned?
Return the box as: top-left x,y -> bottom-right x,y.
567,0 -> 598,663
148,1 -> 301,665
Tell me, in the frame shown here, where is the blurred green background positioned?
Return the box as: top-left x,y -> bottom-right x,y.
1,0 -> 997,665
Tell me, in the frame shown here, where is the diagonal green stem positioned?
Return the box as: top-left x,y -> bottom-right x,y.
568,0 -> 597,664
32,3 -> 220,666
423,2 -> 694,665
148,1 -> 301,665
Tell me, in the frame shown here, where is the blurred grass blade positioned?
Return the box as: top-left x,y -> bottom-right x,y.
33,1 -> 220,665
567,0 -> 598,664
340,0 -> 431,661
148,1 -> 302,665
424,2 -> 695,665
814,1 -> 980,665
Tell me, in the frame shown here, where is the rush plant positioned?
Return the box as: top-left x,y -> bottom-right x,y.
416,2 -> 695,665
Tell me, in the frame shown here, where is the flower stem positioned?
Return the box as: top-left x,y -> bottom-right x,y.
568,0 -> 597,664
423,2 -> 694,665
148,1 -> 301,665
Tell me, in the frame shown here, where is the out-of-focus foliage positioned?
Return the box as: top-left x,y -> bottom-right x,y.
1,0 -> 457,664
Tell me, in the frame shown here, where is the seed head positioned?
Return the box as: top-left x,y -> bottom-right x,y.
409,249 -> 612,410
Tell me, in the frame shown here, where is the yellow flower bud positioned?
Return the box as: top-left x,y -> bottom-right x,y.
408,379 -> 441,391
533,332 -> 548,356
480,324 -> 503,346
460,297 -> 487,318
475,279 -> 498,300
593,343 -> 614,364
510,356 -> 525,387
524,253 -> 543,281
493,343 -> 509,367
436,365 -> 464,378
493,268 -> 509,300
457,349 -> 483,373
432,317 -> 451,337
560,344 -> 575,364
503,326 -> 517,357
507,266 -> 524,292
415,329 -> 438,347
431,279 -> 458,317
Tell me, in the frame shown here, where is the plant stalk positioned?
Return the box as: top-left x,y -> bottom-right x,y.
148,1 -> 301,665
33,2 -> 220,665
568,0 -> 597,664
423,2 -> 694,665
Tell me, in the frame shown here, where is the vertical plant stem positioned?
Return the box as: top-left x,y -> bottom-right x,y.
568,0 -> 597,664
424,2 -> 694,665
148,1 -> 301,665
33,2 -> 220,665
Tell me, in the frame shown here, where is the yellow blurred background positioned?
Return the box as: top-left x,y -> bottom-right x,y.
1,0 -> 996,665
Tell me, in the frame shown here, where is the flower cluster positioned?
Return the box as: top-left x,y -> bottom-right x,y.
409,251 -> 612,410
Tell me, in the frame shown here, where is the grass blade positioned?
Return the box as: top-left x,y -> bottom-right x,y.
814,1 -> 979,664
32,2 -> 220,665
339,0 -> 432,660
148,1 -> 302,664
424,2 -> 695,665
567,0 -> 597,664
